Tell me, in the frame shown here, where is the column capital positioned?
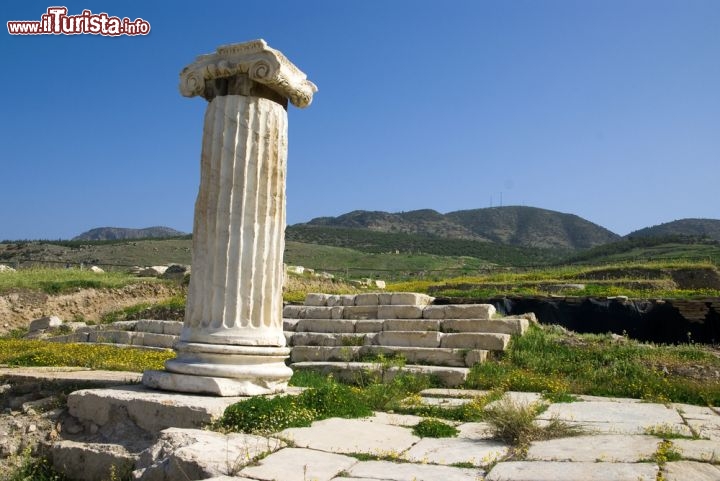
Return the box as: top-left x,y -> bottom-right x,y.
179,39 -> 317,108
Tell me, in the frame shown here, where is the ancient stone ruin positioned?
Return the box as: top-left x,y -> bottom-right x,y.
143,40 -> 317,396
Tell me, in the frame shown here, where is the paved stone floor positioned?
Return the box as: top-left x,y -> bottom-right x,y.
5,368 -> 720,480
227,390 -> 720,481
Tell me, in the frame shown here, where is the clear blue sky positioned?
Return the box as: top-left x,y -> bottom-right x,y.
2,0 -> 718,240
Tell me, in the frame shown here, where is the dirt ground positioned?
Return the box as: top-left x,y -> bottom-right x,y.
0,283 -> 182,335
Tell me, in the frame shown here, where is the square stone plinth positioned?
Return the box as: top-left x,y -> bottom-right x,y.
67,384 -> 257,432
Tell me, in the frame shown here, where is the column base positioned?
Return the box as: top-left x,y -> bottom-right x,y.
142,342 -> 293,396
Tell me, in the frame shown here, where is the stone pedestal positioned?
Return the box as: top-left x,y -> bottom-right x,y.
143,40 -> 316,396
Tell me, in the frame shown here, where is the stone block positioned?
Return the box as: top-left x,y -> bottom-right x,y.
326,295 -> 342,307
423,305 -> 447,319
295,319 -> 356,333
526,434 -> 658,462
240,448 -> 357,481
137,333 -> 177,349
29,316 -> 62,331
47,332 -> 90,343
376,331 -> 441,348
134,428 -> 283,481
444,304 -> 496,319
50,441 -> 136,481
162,321 -> 184,336
290,346 -> 360,362
290,332 -> 369,347
304,293 -> 329,306
298,306 -> 334,319
280,418 -> 419,454
340,294 -> 356,306
136,319 -> 165,334
343,306 -> 379,319
348,460 -> 480,481
406,437 -> 508,466
378,305 -> 424,319
283,319 -> 299,332
391,292 -> 434,306
283,305 -> 303,318
110,320 -> 138,330
464,349 -> 488,366
88,330 -> 135,345
664,461 -> 720,481
290,362 -> 469,387
355,319 -> 384,333
361,346 -> 468,367
440,333 -> 510,351
355,293 -> 379,305
383,319 -> 440,331
378,293 -> 393,305
485,461 -> 658,481
442,318 -> 528,335
68,385 -> 249,430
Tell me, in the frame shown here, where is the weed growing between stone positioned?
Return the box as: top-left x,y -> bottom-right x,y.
4,449 -> 69,481
483,398 -> 583,451
466,324 -> 720,405
644,423 -> 700,440
412,418 -> 459,438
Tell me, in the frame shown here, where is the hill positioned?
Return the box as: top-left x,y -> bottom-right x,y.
286,224 -> 565,266
564,235 -> 720,265
73,226 -> 187,241
303,206 -> 620,250
627,219 -> 720,242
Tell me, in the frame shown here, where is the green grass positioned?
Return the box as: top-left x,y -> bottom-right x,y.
566,236 -> 720,265
0,268 -> 147,295
466,324 -> 720,405
99,295 -> 187,324
387,261 -> 720,299
285,241 -> 489,280
0,339 -> 174,372
412,418 -> 459,438
218,376 -> 374,434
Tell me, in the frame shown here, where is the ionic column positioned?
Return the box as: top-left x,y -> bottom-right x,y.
143,40 -> 316,396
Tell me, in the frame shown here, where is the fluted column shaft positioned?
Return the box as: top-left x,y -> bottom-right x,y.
183,95 -> 287,347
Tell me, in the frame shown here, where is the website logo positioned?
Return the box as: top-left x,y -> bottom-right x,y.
7,7 -> 150,36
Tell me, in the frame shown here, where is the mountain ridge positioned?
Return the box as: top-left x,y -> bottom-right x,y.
626,219 -> 720,242
73,226 -> 187,241
301,206 -> 620,250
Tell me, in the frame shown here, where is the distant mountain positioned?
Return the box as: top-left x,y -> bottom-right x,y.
73,226 -> 187,241
302,206 -> 619,250
626,219 -> 720,242
307,209 -> 486,241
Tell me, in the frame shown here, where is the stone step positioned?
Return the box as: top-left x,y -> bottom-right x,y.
79,330 -> 177,349
289,345 -> 487,367
288,328 -> 510,351
283,303 -> 497,321
303,292 -> 434,307
286,316 -> 528,336
291,361 -> 469,387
